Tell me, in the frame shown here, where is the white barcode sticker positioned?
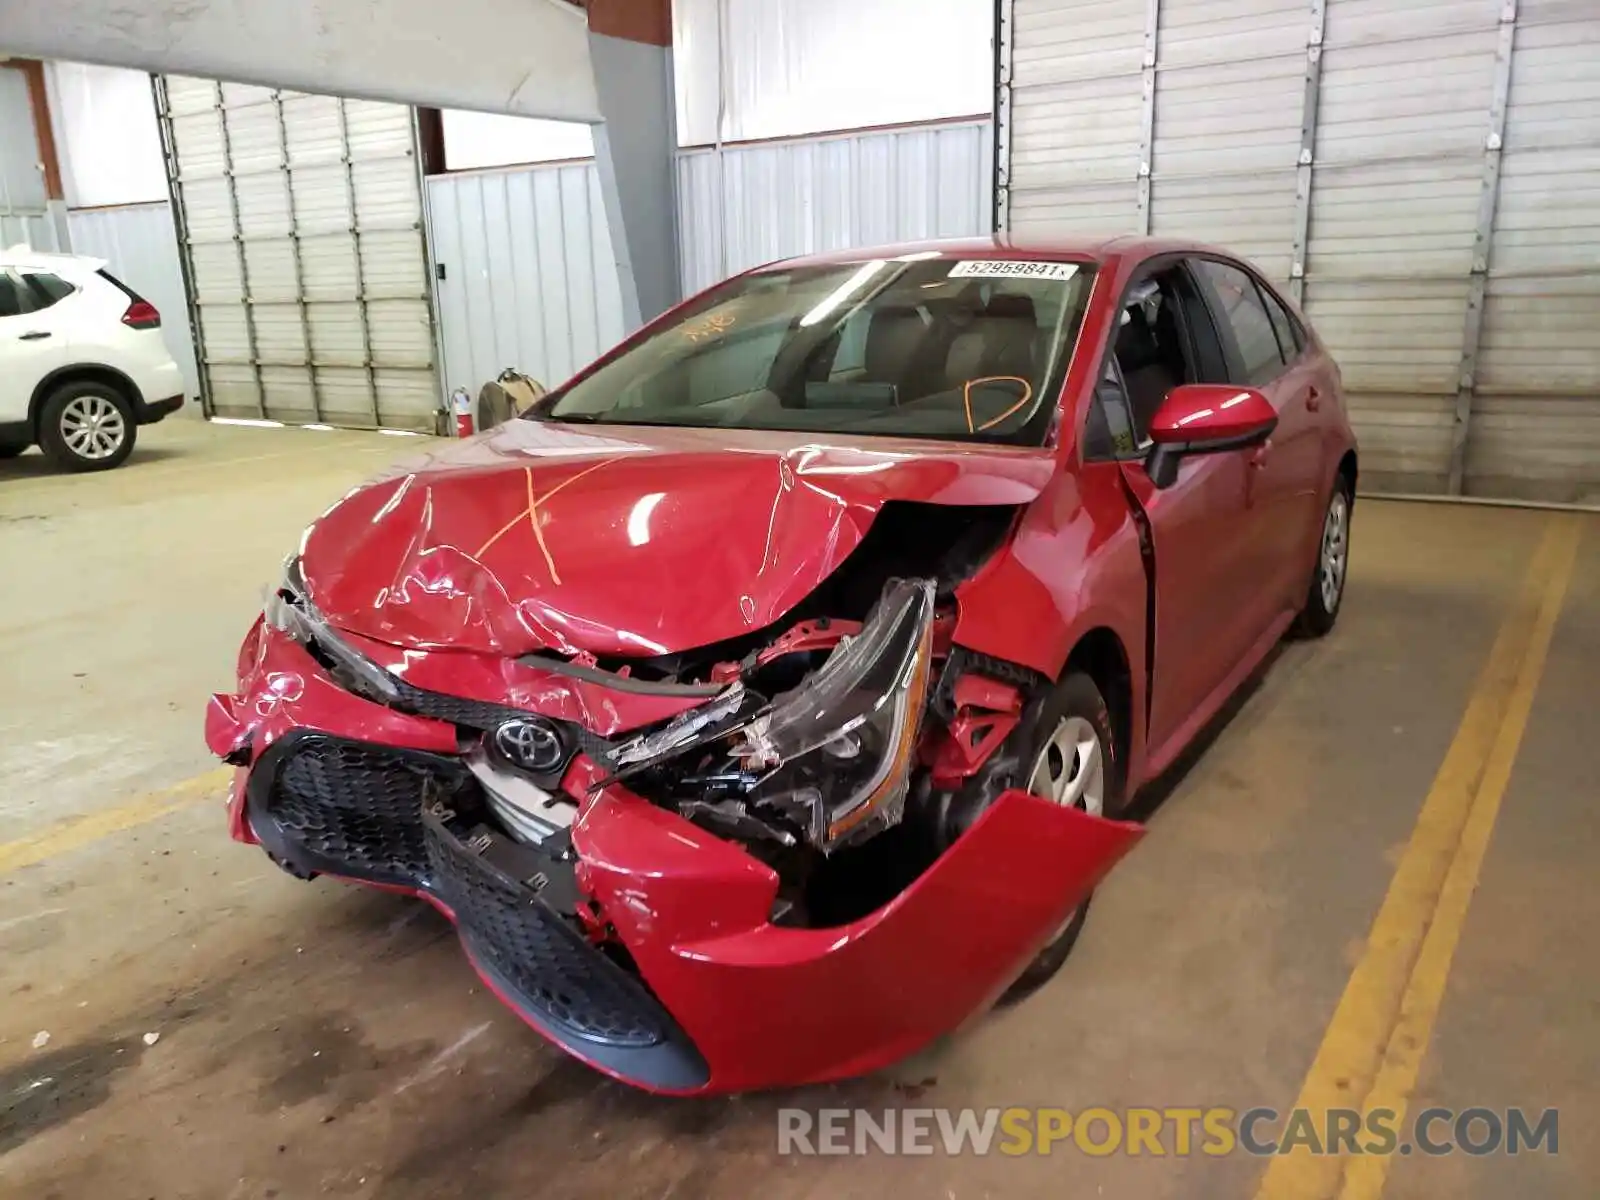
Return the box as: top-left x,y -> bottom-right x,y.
947,260 -> 1080,281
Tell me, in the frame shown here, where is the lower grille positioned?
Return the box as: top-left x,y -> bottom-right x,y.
248,733 -> 705,1086
263,738 -> 468,884
426,819 -> 673,1048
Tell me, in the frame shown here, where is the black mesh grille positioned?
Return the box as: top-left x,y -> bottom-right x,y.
390,681 -> 527,730
426,822 -> 672,1048
264,740 -> 467,883
252,734 -> 680,1056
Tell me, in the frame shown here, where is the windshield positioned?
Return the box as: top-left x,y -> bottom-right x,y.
540,256 -> 1097,445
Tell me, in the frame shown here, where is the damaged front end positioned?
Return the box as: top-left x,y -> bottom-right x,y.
209,536 -> 1141,1094
603,577 -> 936,857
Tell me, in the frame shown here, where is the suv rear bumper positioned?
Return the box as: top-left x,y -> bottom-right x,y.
135,394 -> 184,424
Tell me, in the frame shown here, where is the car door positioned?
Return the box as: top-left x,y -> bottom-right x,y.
0,270 -> 75,424
1190,257 -> 1320,612
1103,260 -> 1276,765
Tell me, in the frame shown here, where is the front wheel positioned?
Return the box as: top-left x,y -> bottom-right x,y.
1295,478 -> 1352,638
0,442 -> 26,459
999,671 -> 1125,1001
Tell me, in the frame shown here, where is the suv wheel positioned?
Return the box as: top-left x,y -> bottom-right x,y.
39,382 -> 137,472
0,442 -> 25,459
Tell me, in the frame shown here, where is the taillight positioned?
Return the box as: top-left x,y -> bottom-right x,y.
122,300 -> 161,329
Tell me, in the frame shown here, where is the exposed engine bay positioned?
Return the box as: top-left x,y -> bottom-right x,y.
264,498 -> 1037,930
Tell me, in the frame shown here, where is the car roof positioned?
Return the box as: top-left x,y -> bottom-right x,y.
754,233 -> 1237,272
0,246 -> 107,273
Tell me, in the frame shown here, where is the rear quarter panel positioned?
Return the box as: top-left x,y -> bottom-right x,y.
64,275 -> 183,405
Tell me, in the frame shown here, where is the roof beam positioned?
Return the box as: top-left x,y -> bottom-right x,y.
0,0 -> 601,122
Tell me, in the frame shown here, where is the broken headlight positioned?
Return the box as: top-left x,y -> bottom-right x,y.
733,577 -> 936,852
264,555 -> 401,706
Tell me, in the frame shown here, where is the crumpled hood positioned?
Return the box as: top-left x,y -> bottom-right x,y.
299,420 -> 1054,658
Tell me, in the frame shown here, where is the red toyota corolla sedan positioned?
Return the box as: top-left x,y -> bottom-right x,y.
206,236 -> 1356,1094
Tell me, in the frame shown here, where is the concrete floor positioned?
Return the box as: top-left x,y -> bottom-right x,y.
0,419 -> 1594,1199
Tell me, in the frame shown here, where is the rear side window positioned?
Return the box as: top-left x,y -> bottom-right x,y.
1261,285 -> 1305,358
1194,259 -> 1287,386
0,274 -> 25,318
23,271 -> 76,309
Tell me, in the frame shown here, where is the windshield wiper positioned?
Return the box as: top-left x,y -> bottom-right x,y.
542,411 -> 608,424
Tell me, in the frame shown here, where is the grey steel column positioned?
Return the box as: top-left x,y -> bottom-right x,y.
1448,0 -> 1520,495
1288,0 -> 1327,305
1136,0 -> 1162,235
335,98 -> 383,428
152,75 -> 210,418
214,82 -> 268,419
994,0 -> 1017,232
590,28 -> 682,327
273,92 -> 323,423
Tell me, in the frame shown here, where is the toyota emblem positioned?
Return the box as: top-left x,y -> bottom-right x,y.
492,717 -> 566,772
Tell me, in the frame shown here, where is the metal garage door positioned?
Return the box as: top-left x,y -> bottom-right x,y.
156,77 -> 442,430
998,0 -> 1600,504
1468,1 -> 1600,502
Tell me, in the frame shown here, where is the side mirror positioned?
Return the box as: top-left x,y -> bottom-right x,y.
1144,384 -> 1278,489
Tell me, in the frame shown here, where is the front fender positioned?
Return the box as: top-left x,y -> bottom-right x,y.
952,462 -> 1145,681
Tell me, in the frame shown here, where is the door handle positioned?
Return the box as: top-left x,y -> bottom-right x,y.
1305,385 -> 1322,412
18,330 -> 51,341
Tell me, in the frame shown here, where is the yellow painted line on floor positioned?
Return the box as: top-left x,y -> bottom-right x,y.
0,766 -> 232,877
1254,513 -> 1585,1200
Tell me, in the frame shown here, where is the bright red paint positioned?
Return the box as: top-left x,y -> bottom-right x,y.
571,782 -> 1141,1092
300,425 -> 1054,659
208,234 -> 1356,1094
1148,383 -> 1278,444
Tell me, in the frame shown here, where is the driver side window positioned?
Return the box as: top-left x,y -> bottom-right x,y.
1109,264 -> 1229,445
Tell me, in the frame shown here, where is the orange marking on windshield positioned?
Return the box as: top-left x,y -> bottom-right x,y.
963,376 -> 1034,433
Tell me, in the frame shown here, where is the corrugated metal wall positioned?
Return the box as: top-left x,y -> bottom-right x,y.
999,0 -> 1600,504
424,162 -> 627,397
676,120 -> 994,295
158,77 -> 442,431
66,203 -> 200,403
1468,0 -> 1600,501
418,121 -> 993,398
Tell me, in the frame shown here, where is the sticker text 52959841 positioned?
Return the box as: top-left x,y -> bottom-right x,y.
947,260 -> 1081,281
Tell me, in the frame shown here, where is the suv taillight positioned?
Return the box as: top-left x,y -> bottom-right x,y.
122,300 -> 161,329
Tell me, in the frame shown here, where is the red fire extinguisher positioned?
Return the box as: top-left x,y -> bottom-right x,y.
452,387 -> 475,439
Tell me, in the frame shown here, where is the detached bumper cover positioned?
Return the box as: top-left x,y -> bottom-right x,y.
210,623 -> 1144,1094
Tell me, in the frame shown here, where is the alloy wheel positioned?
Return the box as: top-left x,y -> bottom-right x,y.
1320,492 -> 1350,613
60,395 -> 128,461
1026,715 -> 1106,817
1025,714 -> 1106,938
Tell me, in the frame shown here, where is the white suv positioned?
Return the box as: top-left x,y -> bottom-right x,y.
0,249 -> 187,471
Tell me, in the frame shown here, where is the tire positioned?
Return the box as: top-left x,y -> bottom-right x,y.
1295,475 -> 1353,638
0,442 -> 26,459
998,671 -> 1126,1002
38,382 -> 137,472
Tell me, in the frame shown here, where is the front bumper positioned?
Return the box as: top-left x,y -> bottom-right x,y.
209,622 -> 1143,1094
